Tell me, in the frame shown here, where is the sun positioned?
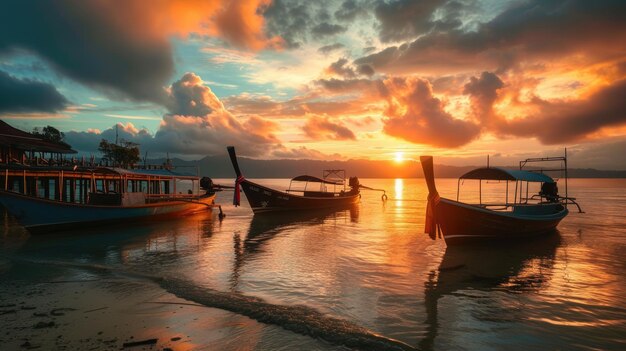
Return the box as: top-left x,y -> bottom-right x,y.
394,151 -> 405,163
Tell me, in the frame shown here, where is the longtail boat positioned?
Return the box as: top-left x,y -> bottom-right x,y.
0,166 -> 220,233
420,153 -> 582,245
227,146 -> 360,213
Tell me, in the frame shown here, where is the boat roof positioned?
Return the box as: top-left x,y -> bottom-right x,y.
96,167 -> 197,179
291,175 -> 343,185
460,167 -> 555,183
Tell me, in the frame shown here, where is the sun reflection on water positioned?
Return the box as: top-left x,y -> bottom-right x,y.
394,178 -> 403,206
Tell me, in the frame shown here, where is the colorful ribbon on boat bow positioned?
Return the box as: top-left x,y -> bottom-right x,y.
233,175 -> 245,206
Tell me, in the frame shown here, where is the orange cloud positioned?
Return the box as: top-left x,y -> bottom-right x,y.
302,116 -> 356,141
382,77 -> 480,148
99,0 -> 281,50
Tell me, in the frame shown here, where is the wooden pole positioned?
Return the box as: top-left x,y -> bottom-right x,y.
59,171 -> 64,202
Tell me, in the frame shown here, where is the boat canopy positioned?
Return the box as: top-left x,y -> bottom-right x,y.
460,167 -> 555,183
291,175 -> 343,185
95,167 -> 198,179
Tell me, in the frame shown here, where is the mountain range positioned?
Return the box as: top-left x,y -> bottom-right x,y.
154,156 -> 626,179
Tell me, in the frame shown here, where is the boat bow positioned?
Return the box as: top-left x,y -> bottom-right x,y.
421,156 -> 441,239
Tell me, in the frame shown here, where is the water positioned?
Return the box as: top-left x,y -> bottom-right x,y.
1,178 -> 625,350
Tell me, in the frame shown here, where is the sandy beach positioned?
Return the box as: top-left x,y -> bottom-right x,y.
0,268 -> 272,351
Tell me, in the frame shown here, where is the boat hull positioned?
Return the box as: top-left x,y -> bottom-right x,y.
0,190 -> 216,233
240,179 -> 360,213
434,198 -> 568,245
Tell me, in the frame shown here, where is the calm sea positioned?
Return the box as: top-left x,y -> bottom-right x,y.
1,178 -> 625,350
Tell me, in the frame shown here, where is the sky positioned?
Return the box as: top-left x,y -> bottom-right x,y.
0,0 -> 625,169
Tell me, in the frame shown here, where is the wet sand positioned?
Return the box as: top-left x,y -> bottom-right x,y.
0,277 -> 266,350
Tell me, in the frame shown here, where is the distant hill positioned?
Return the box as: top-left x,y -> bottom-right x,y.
152,156 -> 626,179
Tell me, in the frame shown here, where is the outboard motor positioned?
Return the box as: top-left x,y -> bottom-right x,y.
540,182 -> 559,203
349,176 -> 360,189
200,177 -> 214,192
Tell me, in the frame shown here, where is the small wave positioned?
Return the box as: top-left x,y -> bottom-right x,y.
12,257 -> 417,351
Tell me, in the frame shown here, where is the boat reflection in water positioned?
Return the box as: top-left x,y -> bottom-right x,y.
231,205 -> 359,289
420,232 -> 560,350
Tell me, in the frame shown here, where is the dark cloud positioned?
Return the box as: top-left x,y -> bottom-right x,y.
318,43 -> 345,54
264,1 -> 349,46
0,1 -> 280,104
0,70 -> 69,114
302,116 -> 356,140
315,78 -> 384,95
324,59 -> 376,79
312,23 -> 347,38
362,46 -> 377,55
463,71 -> 504,125
0,1 -> 173,103
335,0 -> 369,22
264,0 -> 315,48
498,79 -> 626,144
326,58 -> 356,78
374,0 -> 447,42
357,0 -> 626,74
382,77 -> 480,148
356,64 -> 375,77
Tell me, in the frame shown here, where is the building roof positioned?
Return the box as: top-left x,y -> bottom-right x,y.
460,167 -> 555,183
0,120 -> 76,154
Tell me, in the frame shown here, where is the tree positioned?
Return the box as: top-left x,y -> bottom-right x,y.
98,139 -> 140,167
32,125 -> 64,143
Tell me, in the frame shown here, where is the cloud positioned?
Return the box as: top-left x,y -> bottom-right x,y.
497,79 -> 626,144
264,1 -> 314,48
302,116 -> 356,140
382,77 -> 480,148
374,0 -> 447,43
0,0 -> 280,103
318,43 -> 345,55
64,122 -> 153,153
263,1 -> 356,47
334,0 -> 369,22
165,73 -> 225,116
311,23 -> 347,38
224,93 -> 306,117
315,78 -> 384,95
214,0 -> 284,50
67,73 -> 282,157
568,137 -> 626,170
357,0 -> 626,74
0,70 -> 69,114
325,58 -> 356,78
155,73 -> 280,156
463,71 -> 504,125
272,146 -> 343,160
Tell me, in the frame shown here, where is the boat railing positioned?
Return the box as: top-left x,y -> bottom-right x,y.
529,193 -> 584,213
474,201 -> 566,213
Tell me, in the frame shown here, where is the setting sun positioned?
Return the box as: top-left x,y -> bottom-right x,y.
394,152 -> 405,163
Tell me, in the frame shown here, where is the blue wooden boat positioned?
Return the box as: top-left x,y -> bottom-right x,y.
420,154 -> 582,245
0,166 -> 218,233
